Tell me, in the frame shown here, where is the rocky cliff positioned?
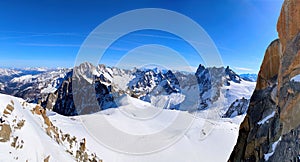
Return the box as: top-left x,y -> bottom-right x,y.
229,0 -> 300,161
42,63 -> 117,116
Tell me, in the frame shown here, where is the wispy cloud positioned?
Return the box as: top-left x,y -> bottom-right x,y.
17,43 -> 81,47
17,42 -> 132,53
234,67 -> 253,71
0,31 -> 87,40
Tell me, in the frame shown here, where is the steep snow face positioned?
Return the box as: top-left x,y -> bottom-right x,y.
0,94 -> 101,161
111,67 -> 134,92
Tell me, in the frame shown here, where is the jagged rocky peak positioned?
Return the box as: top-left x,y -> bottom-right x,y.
43,62 -> 116,116
128,67 -> 180,99
73,62 -> 97,80
195,64 -> 241,85
225,66 -> 241,83
194,64 -> 248,110
230,0 -> 300,161
72,62 -> 113,85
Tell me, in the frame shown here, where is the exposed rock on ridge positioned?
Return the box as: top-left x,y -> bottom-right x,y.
255,39 -> 281,90
277,0 -> 300,52
229,0 -> 300,161
229,39 -> 282,162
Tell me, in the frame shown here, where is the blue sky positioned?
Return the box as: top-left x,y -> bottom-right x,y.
0,0 -> 283,74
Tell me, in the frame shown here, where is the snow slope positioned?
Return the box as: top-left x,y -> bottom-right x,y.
51,95 -> 242,162
0,93 -> 242,162
0,94 -> 100,161
0,94 -> 73,161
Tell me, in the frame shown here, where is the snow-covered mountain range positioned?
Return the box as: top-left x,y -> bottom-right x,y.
0,63 -> 255,118
0,63 -> 256,161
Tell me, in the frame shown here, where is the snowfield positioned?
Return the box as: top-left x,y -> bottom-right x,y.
0,93 -> 244,162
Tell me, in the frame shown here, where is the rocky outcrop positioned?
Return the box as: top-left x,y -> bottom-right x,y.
0,124 -> 12,142
222,98 -> 249,118
278,33 -> 300,134
229,83 -> 281,161
255,39 -> 281,90
273,0 -> 300,155
277,0 -> 300,133
229,0 -> 300,161
277,0 -> 300,52
228,39 -> 282,161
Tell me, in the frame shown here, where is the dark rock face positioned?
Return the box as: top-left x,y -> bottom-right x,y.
42,64 -> 117,116
229,39 -> 283,162
268,125 -> 300,162
225,66 -> 241,84
278,33 -> 300,134
195,64 -> 242,110
230,0 -> 300,161
195,64 -> 216,110
229,84 -> 282,161
223,98 -> 249,118
51,71 -> 76,116
255,39 -> 281,91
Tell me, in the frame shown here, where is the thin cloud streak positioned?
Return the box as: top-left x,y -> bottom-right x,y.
234,67 -> 253,71
17,42 -> 132,52
17,43 -> 80,47
0,31 -> 87,40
